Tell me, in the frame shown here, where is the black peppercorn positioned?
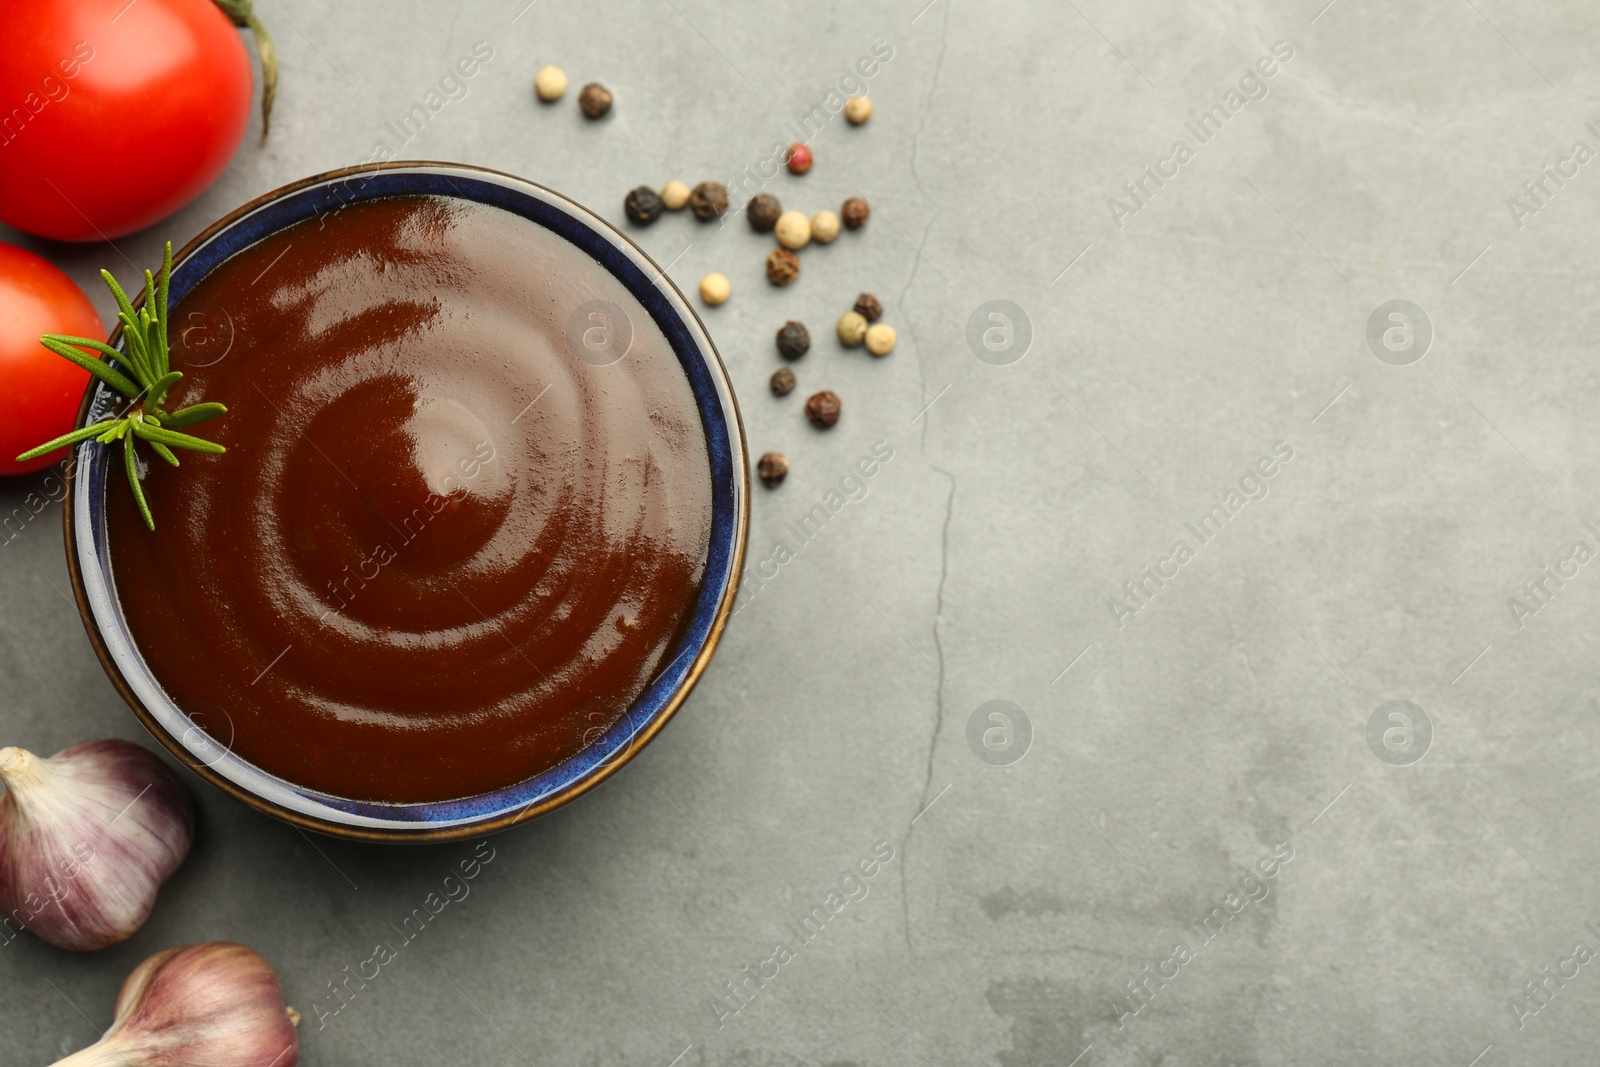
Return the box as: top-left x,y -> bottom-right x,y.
689,182 -> 729,220
804,390 -> 841,428
757,451 -> 789,488
579,83 -> 612,119
841,196 -> 869,230
766,247 -> 800,286
624,186 -> 663,225
746,193 -> 782,232
775,320 -> 810,360
770,367 -> 797,395
853,293 -> 882,322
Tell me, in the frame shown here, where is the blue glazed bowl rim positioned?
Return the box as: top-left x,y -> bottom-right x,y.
63,163 -> 748,841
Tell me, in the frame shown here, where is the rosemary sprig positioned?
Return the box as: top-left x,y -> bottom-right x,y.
15,243 -> 227,531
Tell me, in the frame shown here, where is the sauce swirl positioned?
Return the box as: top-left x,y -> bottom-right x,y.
108,195 -> 712,803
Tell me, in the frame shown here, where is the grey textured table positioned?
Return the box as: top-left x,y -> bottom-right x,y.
5,1 -> 1600,1063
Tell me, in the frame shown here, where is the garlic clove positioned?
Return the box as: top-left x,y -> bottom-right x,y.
52,941 -> 300,1067
0,740 -> 193,951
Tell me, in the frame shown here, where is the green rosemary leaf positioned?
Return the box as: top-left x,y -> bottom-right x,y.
152,251 -> 171,382
115,311 -> 153,386
101,269 -> 138,332
132,422 -> 226,454
149,441 -> 180,467
139,275 -> 163,376
146,370 -> 183,408
102,279 -> 152,386
154,246 -> 173,377
123,434 -> 154,531
13,420 -> 122,462
157,245 -> 172,328
161,402 -> 227,427
38,337 -> 141,399
141,306 -> 164,380
97,420 -> 129,445
111,321 -> 151,387
43,334 -> 128,367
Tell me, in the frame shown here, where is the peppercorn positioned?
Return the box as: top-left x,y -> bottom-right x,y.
804,390 -> 841,428
865,323 -> 896,356
746,193 -> 782,232
776,320 -> 810,360
534,65 -> 567,102
770,367 -> 796,395
844,95 -> 872,124
624,186 -> 663,225
660,180 -> 690,211
699,272 -> 731,306
766,247 -> 800,285
756,451 -> 789,488
836,310 -> 868,346
689,181 -> 729,220
786,143 -> 813,175
774,210 -> 811,251
579,82 -> 612,119
810,210 -> 840,244
841,197 -> 869,230
853,293 -> 882,322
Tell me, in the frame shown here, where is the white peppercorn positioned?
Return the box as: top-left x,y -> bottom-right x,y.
810,210 -> 840,243
774,210 -> 811,251
865,323 -> 896,356
699,272 -> 730,306
837,311 -> 868,346
660,180 -> 690,211
534,65 -> 567,102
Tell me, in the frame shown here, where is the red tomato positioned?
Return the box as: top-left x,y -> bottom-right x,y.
0,0 -> 251,241
0,243 -> 103,475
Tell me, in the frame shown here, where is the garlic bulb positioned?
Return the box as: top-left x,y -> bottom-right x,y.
53,942 -> 300,1067
0,740 -> 193,951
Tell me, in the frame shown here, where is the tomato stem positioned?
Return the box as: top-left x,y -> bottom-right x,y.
212,0 -> 279,143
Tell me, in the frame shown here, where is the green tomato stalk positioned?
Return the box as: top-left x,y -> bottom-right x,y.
212,0 -> 279,142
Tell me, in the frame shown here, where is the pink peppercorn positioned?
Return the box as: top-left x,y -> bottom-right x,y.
786,143 -> 813,175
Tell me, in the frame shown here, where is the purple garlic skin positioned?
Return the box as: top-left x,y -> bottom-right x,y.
53,941 -> 300,1067
0,740 -> 193,951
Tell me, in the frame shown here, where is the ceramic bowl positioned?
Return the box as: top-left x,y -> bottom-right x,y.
64,162 -> 748,842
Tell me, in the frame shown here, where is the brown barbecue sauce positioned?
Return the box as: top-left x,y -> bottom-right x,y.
107,195 -> 712,803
